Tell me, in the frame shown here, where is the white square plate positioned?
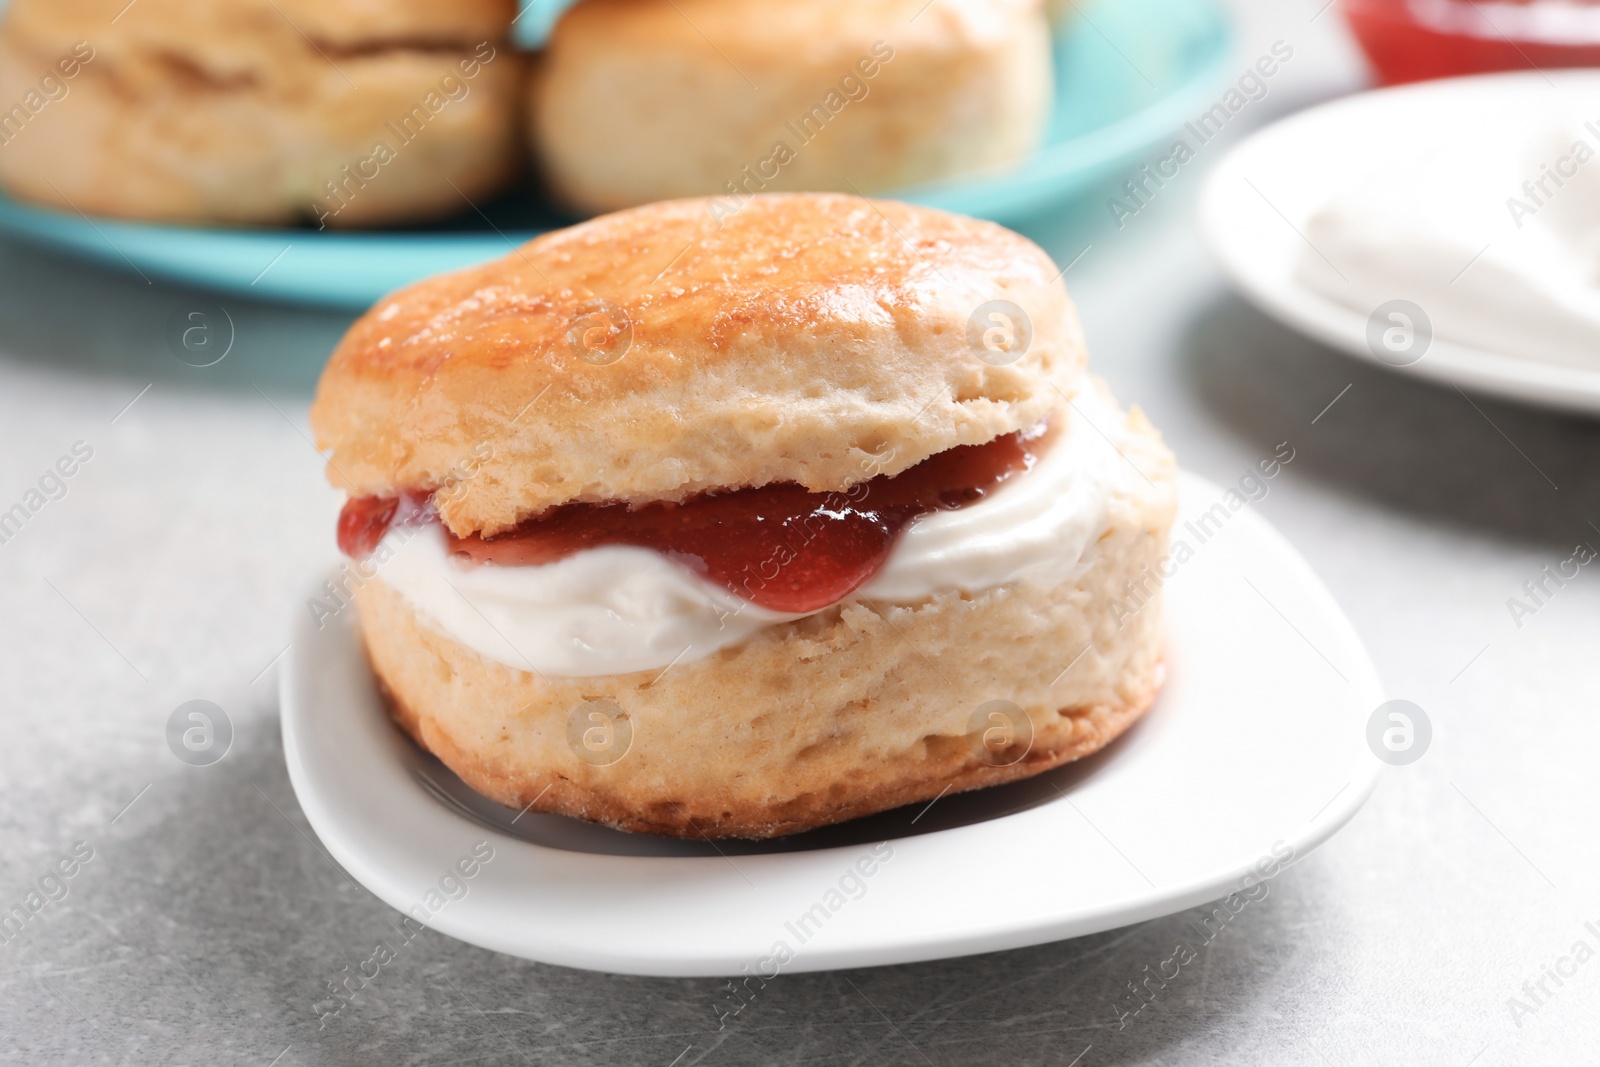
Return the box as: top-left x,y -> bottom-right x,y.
281,472 -> 1382,977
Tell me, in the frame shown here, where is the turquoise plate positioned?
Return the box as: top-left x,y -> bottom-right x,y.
0,0 -> 1230,307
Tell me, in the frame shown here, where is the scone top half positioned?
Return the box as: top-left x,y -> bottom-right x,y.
1,0 -> 512,55
2,0 -> 514,78
310,193 -> 1084,538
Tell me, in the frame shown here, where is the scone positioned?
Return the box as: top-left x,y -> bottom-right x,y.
310,193 -> 1176,840
529,0 -> 1053,216
0,0 -> 523,227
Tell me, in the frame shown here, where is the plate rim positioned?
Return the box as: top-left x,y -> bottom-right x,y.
1198,68 -> 1600,416
279,470 -> 1383,977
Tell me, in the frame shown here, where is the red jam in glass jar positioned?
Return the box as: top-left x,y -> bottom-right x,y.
1342,0 -> 1600,84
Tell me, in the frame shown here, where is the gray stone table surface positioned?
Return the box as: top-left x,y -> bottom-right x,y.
2,1 -> 1598,1063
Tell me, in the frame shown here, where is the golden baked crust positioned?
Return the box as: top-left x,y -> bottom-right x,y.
531,0 -> 1052,214
353,402 -> 1176,839
310,193 -> 1085,536
1,0 -> 513,51
0,0 -> 522,226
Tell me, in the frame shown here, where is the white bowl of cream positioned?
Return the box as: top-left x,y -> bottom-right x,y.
1200,69 -> 1600,416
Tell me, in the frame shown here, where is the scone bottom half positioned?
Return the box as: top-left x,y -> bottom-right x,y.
309,193 -> 1178,839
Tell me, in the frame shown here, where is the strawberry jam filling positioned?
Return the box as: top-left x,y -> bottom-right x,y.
338,426 -> 1048,614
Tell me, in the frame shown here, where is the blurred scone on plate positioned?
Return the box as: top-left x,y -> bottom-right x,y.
0,0 -> 524,226
529,0 -> 1053,215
